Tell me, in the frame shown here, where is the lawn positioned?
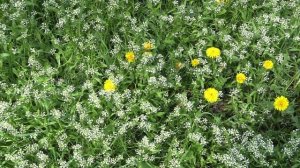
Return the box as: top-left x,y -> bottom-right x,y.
0,0 -> 300,167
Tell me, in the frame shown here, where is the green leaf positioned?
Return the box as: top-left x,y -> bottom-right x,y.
0,53 -> 9,58
138,161 -> 155,168
55,53 -> 61,67
156,112 -> 165,117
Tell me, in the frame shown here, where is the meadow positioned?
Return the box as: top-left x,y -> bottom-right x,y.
0,0 -> 300,167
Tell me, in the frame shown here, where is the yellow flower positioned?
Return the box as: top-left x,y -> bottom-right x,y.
143,41 -> 154,50
191,59 -> 200,67
274,96 -> 289,111
204,88 -> 219,103
206,47 -> 221,59
236,73 -> 246,84
263,60 -> 274,70
103,79 -> 116,92
175,62 -> 184,70
125,51 -> 135,63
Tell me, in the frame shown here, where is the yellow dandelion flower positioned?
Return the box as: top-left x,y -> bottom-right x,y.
175,62 -> 184,70
236,73 -> 247,84
125,51 -> 135,63
191,59 -> 200,67
206,47 -> 221,59
274,96 -> 289,111
143,41 -> 154,50
263,60 -> 274,70
103,79 -> 116,92
204,88 -> 219,103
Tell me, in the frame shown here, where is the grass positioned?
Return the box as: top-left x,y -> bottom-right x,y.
0,0 -> 300,167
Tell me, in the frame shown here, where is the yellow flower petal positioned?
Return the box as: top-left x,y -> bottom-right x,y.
191,59 -> 200,67
206,47 -> 221,59
236,73 -> 247,84
204,88 -> 219,103
125,51 -> 135,63
263,60 -> 274,70
274,96 -> 289,111
104,79 -> 116,92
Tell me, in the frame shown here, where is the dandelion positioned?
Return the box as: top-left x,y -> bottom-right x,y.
206,47 -> 221,59
125,51 -> 135,63
236,73 -> 246,84
143,41 -> 154,50
175,62 -> 184,70
263,60 -> 274,70
274,96 -> 289,111
204,88 -> 219,103
191,59 -> 200,67
103,79 -> 116,92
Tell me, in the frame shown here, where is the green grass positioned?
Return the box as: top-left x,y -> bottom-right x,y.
0,0 -> 300,167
